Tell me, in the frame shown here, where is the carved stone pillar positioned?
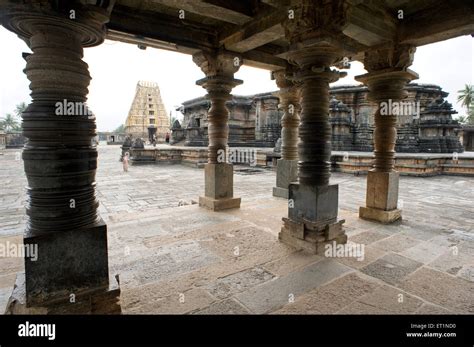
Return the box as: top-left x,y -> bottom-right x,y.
357,46 -> 418,223
1,3 -> 120,311
272,68 -> 300,198
278,0 -> 349,254
193,51 -> 242,211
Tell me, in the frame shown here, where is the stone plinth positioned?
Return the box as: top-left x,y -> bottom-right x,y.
359,170 -> 401,223
288,183 -> 339,224
272,159 -> 298,198
5,273 -> 121,315
24,219 -> 110,306
279,183 -> 346,254
199,163 -> 240,211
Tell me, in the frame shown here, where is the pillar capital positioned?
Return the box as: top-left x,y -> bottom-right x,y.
192,50 -> 243,80
356,45 -> 419,102
1,3 -> 109,48
283,0 -> 349,47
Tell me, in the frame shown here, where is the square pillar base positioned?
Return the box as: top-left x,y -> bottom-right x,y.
272,159 -> 298,199
24,219 -> 110,306
199,196 -> 241,211
200,163 -> 240,211
359,206 -> 402,224
288,183 -> 339,223
272,186 -> 289,199
279,218 -> 347,254
279,182 -> 346,254
5,272 -> 121,314
360,170 -> 401,224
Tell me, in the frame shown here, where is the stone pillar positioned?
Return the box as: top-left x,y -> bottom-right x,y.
357,46 -> 418,223
278,0 -> 349,254
272,68 -> 300,199
193,51 -> 242,211
1,4 -> 120,311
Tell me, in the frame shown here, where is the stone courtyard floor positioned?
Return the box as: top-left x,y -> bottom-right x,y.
0,144 -> 473,314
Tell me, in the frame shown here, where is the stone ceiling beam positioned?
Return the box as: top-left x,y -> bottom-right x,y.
219,10 -> 287,53
107,5 -> 218,52
399,0 -> 474,46
343,4 -> 397,46
149,0 -> 254,25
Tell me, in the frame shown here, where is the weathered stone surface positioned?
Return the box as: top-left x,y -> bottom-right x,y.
372,233 -> 421,253
288,183 -> 339,224
360,253 -> 422,285
193,298 -> 250,314
366,170 -> 400,210
24,220 -> 110,306
359,206 -> 402,224
206,267 -> 274,299
236,258 -> 351,313
400,267 -> 474,313
355,285 -> 423,314
274,159 -> 298,197
274,272 -> 380,314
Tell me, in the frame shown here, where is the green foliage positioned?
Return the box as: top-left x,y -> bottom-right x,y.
114,124 -> 125,133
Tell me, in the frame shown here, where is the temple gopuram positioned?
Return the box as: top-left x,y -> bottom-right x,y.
173,83 -> 464,153
124,81 -> 170,142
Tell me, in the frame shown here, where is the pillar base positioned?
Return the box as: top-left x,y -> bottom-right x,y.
200,163 -> 240,211
359,206 -> 402,224
279,182 -> 346,253
5,272 -> 121,314
272,159 -> 298,199
279,218 -> 346,254
24,219 -> 110,306
272,186 -> 289,199
199,196 -> 241,211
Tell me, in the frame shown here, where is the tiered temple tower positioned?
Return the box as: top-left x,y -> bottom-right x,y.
125,81 -> 170,142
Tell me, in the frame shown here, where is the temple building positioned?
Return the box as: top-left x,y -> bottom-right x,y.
172,93 -> 281,147
174,83 -> 464,153
124,81 -> 170,142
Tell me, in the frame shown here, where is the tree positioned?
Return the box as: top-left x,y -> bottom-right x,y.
456,115 -> 467,124
14,102 -> 27,117
457,84 -> 473,111
114,124 -> 125,133
457,85 -> 474,125
1,113 -> 20,132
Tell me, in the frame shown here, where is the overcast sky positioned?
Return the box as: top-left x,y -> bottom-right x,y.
0,27 -> 472,132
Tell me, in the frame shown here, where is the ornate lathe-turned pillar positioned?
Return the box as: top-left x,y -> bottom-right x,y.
357,46 -> 418,223
193,51 -> 243,211
1,3 -> 120,312
272,68 -> 300,199
278,0 -> 349,254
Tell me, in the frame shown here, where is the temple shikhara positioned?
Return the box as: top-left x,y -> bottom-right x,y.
0,0 -> 473,321
124,81 -> 170,142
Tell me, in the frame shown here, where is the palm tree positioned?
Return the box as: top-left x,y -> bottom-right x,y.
14,102 -> 27,117
457,84 -> 473,111
1,113 -> 19,132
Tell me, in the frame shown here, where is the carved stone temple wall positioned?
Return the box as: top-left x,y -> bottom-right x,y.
174,83 -> 463,153
124,81 -> 170,142
173,93 -> 282,147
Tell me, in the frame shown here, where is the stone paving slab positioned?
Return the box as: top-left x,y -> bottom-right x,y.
1,145 -> 473,314
236,259 -> 352,314
360,253 -> 423,285
399,267 -> 474,313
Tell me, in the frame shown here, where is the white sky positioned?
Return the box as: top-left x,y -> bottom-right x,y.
0,26 -> 472,132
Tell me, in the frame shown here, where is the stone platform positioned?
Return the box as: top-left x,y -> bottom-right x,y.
0,145 -> 473,314
128,145 -> 474,177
